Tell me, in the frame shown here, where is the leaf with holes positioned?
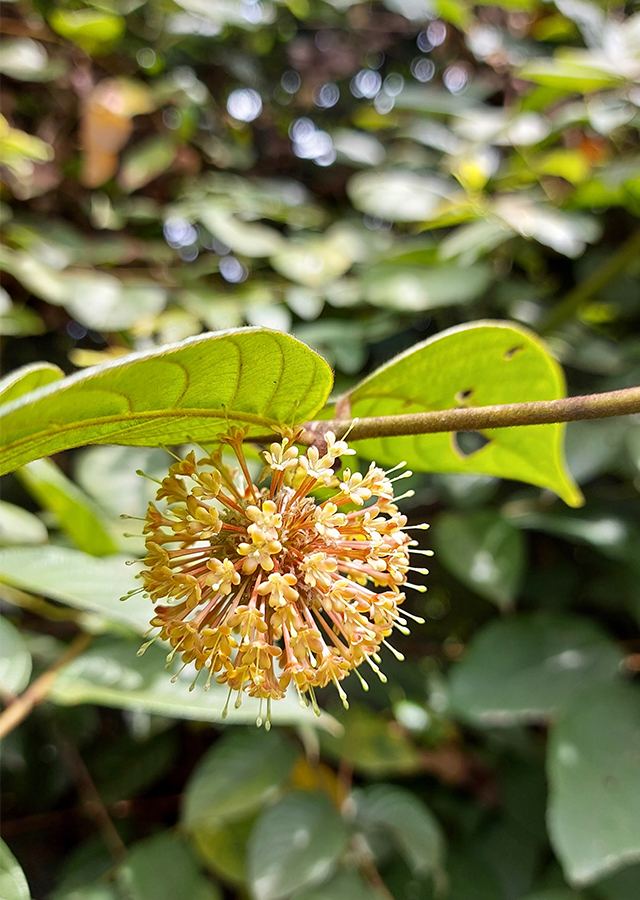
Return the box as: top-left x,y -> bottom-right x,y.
0,328 -> 333,476
344,321 -> 582,506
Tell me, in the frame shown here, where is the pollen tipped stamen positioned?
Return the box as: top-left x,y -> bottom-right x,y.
129,429 -> 429,724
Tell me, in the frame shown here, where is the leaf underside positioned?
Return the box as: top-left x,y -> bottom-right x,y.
0,328 -> 333,476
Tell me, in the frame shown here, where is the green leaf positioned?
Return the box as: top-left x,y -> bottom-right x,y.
48,9 -> 126,55
89,731 -> 176,807
547,683 -> 640,885
0,545 -> 148,633
346,321 -> 583,507
271,235 -> 354,287
361,262 -> 493,311
347,170 -> 455,222
54,886 -> 119,900
247,792 -> 348,900
118,137 -> 177,193
507,507 -> 640,565
356,784 -> 445,878
200,209 -> 285,258
0,838 -> 30,900
0,615 -> 32,694
518,58 -> 624,92
181,729 -> 299,831
292,869 -> 381,900
116,832 -> 221,900
192,816 -> 253,885
446,846 -> 505,900
75,445 -> 170,518
50,636 -> 338,731
17,458 -> 120,556
320,705 -> 421,776
0,329 -> 333,475
0,361 -> 63,406
0,37 -> 62,82
594,863 -> 640,900
0,499 -> 47,545
521,891 -> 585,900
433,511 -> 526,609
448,613 -> 623,725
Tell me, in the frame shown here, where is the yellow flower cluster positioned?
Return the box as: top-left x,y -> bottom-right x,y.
133,428 -> 428,723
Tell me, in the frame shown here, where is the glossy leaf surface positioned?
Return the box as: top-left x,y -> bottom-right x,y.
0,361 -> 63,405
433,510 -> 526,609
182,730 -> 299,831
448,613 -> 623,724
547,683 -> 640,885
248,792 -> 348,900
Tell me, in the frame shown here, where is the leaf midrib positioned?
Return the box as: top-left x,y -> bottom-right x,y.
0,405 -> 281,472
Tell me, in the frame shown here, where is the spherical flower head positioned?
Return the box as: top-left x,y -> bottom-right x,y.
131,429 -> 428,726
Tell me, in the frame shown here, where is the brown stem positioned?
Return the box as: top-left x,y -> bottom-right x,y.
0,633 -> 92,740
299,386 -> 640,444
59,735 -> 127,863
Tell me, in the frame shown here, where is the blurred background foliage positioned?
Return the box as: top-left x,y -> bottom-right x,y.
1,0 -> 640,898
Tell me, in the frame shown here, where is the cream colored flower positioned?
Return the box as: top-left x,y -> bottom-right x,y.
133,429 -> 428,726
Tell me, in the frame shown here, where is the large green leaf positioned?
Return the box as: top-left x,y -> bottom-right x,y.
192,816 -> 253,886
448,613 -> 623,725
17,458 -> 120,556
0,839 -> 30,900
247,792 -> 348,900
547,683 -> 640,886
50,636 -> 339,731
293,870 -> 381,900
116,832 -> 221,900
181,730 -> 299,831
346,322 -> 582,506
0,615 -> 32,694
356,784 -> 445,879
0,545 -> 148,633
0,328 -> 333,475
433,510 -> 526,609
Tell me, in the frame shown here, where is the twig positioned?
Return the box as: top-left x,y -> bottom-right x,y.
59,735 -> 127,863
0,632 -> 92,740
298,386 -> 640,445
